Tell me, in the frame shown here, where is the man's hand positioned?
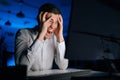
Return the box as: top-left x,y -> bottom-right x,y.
54,14 -> 64,43
38,12 -> 53,41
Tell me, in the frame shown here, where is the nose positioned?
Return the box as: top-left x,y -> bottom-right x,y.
49,23 -> 54,29
49,19 -> 56,28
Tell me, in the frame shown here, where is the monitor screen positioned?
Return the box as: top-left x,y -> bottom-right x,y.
66,0 -> 120,61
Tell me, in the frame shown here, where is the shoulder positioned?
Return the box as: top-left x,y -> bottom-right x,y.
17,28 -> 30,34
16,28 -> 37,38
16,28 -> 37,35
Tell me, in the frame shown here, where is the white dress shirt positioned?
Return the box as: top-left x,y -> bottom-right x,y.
15,28 -> 68,71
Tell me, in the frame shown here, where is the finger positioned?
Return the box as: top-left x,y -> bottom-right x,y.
57,15 -> 63,25
43,16 -> 54,29
42,12 -> 48,22
57,15 -> 60,23
57,15 -> 62,24
39,12 -> 43,22
59,15 -> 63,23
45,16 -> 54,23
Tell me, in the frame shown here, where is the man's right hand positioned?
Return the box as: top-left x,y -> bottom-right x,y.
38,12 -> 53,41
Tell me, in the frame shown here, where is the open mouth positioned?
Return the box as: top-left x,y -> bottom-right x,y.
47,28 -> 53,34
45,29 -> 54,39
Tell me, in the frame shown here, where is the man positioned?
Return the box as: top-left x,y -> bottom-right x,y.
15,3 -> 68,71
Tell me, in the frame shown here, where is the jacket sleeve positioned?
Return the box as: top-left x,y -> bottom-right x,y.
55,41 -> 69,70
15,29 -> 43,71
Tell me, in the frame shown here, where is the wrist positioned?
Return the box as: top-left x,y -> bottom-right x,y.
57,35 -> 64,43
38,32 -> 45,41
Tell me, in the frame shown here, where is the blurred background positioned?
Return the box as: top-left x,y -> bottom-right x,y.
0,0 -> 72,66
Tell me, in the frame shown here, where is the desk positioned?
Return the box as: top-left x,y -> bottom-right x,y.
27,69 -> 107,80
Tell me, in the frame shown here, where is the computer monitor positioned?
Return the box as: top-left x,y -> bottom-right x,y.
66,0 -> 120,71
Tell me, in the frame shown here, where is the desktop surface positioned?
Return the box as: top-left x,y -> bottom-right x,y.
27,68 -> 108,80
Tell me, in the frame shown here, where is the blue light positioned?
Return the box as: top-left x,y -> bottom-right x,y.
0,0 -> 72,67
7,54 -> 15,66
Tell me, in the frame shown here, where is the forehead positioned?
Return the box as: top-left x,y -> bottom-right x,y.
46,12 -> 57,18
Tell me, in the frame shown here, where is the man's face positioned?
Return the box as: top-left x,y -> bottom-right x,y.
44,12 -> 58,38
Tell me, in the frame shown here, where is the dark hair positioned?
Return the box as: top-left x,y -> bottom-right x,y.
37,3 -> 61,25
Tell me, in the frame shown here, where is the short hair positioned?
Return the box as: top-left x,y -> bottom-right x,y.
37,3 -> 61,24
